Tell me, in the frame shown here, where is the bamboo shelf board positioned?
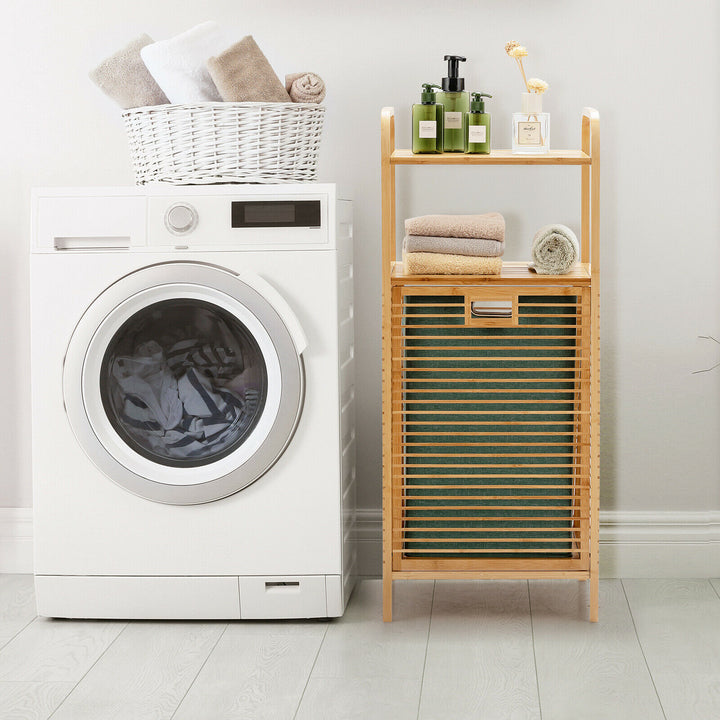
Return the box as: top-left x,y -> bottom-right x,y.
391,149 -> 591,166
391,261 -> 591,285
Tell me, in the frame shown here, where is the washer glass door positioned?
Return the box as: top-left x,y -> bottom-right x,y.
101,298 -> 268,468
64,263 -> 305,505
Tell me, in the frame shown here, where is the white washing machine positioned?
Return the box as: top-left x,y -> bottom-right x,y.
30,184 -> 355,619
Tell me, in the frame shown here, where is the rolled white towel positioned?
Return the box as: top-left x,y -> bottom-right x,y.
530,224 -> 579,275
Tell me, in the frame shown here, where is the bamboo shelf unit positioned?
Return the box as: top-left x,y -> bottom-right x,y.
381,106 -> 600,622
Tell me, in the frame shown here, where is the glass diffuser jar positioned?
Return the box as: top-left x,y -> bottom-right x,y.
512,92 -> 550,154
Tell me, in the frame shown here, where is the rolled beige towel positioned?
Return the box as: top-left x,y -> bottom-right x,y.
405,212 -> 505,241
89,34 -> 169,109
285,72 -> 326,103
207,36 -> 291,102
403,251 -> 503,275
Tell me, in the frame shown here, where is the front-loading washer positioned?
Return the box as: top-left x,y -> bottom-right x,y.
30,184 -> 355,619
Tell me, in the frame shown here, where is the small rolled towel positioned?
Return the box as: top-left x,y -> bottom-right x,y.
404,235 -> 504,257
140,21 -> 231,103
89,34 -> 169,109
207,36 -> 291,102
285,72 -> 326,103
529,224 -> 580,275
403,251 -> 503,275
405,212 -> 505,241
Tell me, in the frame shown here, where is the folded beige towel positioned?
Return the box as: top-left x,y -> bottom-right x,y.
285,72 -> 326,103
207,36 -> 291,102
403,235 -> 504,257
403,251 -> 503,275
405,212 -> 505,241
89,34 -> 169,109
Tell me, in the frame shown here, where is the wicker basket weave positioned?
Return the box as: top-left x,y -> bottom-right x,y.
122,102 -> 325,185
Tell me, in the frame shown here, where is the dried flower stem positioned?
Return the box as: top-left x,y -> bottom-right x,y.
516,58 -> 530,92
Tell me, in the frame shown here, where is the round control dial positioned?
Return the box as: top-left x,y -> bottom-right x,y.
165,203 -> 198,235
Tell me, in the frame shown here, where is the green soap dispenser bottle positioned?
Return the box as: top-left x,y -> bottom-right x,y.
465,92 -> 492,154
437,55 -> 469,152
412,83 -> 444,154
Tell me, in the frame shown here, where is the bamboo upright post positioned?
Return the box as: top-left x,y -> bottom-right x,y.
583,107 -> 601,621
381,108 -> 396,621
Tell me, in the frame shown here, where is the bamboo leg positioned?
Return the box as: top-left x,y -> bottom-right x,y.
383,572 -> 393,622
590,572 -> 599,622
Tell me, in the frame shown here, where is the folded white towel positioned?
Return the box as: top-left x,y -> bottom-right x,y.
529,224 -> 580,275
140,21 -> 232,103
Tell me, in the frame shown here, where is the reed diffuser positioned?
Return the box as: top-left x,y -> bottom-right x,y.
506,41 -> 550,154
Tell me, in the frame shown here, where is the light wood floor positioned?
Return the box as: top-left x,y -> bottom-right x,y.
1,575 -> 719,719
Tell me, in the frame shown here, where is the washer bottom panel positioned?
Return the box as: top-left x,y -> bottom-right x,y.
34,574 -> 344,619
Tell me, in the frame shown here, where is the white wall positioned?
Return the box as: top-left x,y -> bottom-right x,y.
2,2 -> 719,566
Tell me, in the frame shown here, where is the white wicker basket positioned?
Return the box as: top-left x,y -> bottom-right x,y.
122,102 -> 325,185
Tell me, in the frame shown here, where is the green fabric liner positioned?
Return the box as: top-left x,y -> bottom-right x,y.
403,294 -> 579,559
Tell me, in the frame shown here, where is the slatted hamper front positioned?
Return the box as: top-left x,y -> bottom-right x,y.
391,286 -> 591,574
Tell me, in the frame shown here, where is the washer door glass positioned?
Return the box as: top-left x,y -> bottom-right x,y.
100,299 -> 267,468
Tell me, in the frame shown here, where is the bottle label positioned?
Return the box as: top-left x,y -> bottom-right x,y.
445,112 -> 462,130
418,120 -> 437,139
468,125 -> 487,144
518,121 -> 541,145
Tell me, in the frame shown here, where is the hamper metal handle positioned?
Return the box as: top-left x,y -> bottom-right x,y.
464,293 -> 518,327
470,300 -> 513,318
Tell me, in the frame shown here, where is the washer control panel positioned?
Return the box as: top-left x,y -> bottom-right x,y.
165,203 -> 198,235
148,192 -> 335,250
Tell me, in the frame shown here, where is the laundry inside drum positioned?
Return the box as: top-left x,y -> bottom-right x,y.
99,299 -> 268,467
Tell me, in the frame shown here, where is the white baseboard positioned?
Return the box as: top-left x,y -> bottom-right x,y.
0,508 -> 33,574
356,508 -> 720,579
3,508 -> 718,578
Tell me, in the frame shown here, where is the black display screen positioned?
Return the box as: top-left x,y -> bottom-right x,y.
231,200 -> 321,228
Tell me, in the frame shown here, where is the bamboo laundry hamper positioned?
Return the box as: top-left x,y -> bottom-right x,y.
122,102 -> 325,185
381,106 -> 601,622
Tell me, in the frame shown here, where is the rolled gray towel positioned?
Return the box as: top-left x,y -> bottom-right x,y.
529,224 -> 580,275
404,235 -> 504,257
89,34 -> 169,109
285,72 -> 326,103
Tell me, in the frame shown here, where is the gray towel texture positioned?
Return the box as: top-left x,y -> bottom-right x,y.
285,72 -> 326,103
405,212 -> 505,241
207,36 -> 291,102
529,224 -> 580,275
89,34 -> 169,109
404,235 -> 504,257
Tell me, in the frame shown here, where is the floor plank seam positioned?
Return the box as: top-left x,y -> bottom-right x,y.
526,581 -> 543,720
0,614 -> 38,653
168,622 -> 229,720
620,580 -> 669,720
291,621 -> 330,720
46,620 -> 129,720
415,581 -> 436,720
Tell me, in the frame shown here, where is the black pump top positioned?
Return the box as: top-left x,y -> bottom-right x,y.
470,92 -> 492,112
420,83 -> 441,104
442,55 -> 466,92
